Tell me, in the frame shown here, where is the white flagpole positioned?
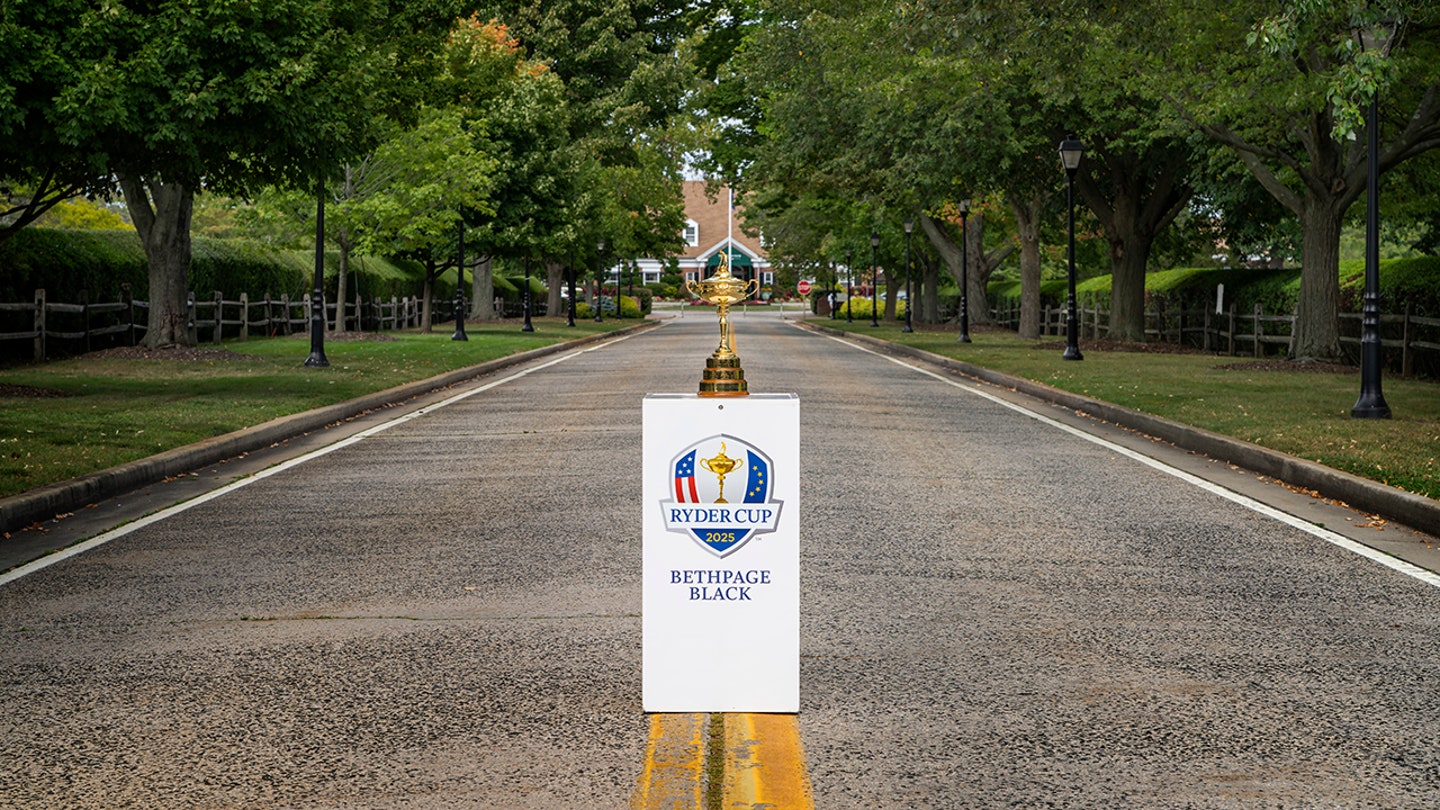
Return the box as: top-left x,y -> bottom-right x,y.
727,185 -> 734,268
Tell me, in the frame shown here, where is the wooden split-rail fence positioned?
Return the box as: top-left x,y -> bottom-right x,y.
986,299 -> 1440,374
0,286 -> 453,361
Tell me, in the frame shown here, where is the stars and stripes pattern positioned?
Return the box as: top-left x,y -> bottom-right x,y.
674,450 -> 701,503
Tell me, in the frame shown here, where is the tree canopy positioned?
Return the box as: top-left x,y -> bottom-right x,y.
5,0 -> 1440,364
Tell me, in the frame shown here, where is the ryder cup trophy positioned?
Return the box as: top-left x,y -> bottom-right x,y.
686,253 -> 760,396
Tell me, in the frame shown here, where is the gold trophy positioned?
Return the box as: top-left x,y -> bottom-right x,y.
686,252 -> 760,396
699,442 -> 741,503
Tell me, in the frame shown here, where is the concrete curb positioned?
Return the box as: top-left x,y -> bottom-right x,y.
799,322 -> 1440,536
1,322 -> 661,535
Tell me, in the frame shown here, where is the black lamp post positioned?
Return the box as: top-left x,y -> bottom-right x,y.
452,221 -> 468,341
869,231 -> 880,327
594,239 -> 605,323
903,218 -> 914,333
1059,133 -> 1084,361
304,178 -> 329,367
521,257 -> 534,332
845,247 -> 854,323
614,260 -> 625,319
958,199 -> 972,344
566,248 -> 577,327
1351,20 -> 1396,419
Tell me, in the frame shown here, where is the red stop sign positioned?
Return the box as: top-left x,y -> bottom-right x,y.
797,280 -> 812,295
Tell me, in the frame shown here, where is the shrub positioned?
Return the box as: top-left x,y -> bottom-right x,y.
1341,255 -> 1440,317
837,298 -> 906,319
617,295 -> 643,318
985,260 -> 1440,324
0,229 -> 148,301
0,228 -> 432,304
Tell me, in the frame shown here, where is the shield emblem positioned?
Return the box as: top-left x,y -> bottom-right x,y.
661,434 -> 783,557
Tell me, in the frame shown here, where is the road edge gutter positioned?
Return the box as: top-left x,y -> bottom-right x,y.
798,321 -> 1440,536
1,321 -> 661,535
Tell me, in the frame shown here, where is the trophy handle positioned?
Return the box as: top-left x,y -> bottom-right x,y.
745,278 -> 760,298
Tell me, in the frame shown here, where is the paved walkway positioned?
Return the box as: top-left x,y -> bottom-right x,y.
2,311 -> 1439,807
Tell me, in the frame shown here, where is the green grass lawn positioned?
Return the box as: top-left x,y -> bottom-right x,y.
0,319 -> 631,500
4,315 -> 1437,507
814,319 -> 1440,501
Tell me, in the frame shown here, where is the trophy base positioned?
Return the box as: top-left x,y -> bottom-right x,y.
698,355 -> 749,397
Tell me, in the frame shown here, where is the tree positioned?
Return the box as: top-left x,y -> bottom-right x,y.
0,0 -> 107,243
336,107 -> 499,332
29,0 -> 439,347
455,37 -> 576,317
976,0 -> 1198,342
1163,0 -> 1440,360
705,0 -> 1047,331
476,0 -> 695,304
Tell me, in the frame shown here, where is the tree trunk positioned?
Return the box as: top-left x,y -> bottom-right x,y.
1011,194 -> 1045,340
1074,143 -> 1192,343
335,227 -> 351,334
1291,195 -> 1345,361
883,268 -> 900,320
117,173 -> 195,348
1109,235 -> 1151,342
967,215 -> 992,326
420,255 -> 437,333
919,214 -> 962,321
545,260 -> 565,316
472,255 -> 495,320
921,256 -> 940,324
333,166 -> 356,334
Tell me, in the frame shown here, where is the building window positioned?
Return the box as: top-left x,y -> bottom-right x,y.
683,220 -> 699,247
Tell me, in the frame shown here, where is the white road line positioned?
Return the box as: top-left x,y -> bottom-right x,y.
0,331 -> 648,588
818,330 -> 1440,591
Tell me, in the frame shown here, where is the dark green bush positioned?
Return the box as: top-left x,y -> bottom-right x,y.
633,286 -> 654,314
0,229 -> 147,301
0,228 -> 430,304
1341,256 -> 1440,317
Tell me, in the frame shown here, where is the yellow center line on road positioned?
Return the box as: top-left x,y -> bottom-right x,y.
631,713 -> 707,810
722,713 -> 815,809
631,712 -> 814,810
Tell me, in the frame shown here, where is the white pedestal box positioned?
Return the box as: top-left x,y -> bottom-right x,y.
641,394 -> 800,713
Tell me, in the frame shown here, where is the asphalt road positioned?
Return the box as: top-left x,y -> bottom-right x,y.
2,310 -> 1439,808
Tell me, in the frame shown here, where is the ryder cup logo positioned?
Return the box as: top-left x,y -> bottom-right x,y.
662,434 -> 783,557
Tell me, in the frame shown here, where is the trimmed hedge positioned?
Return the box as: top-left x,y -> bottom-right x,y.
0,227 -> 430,304
1341,256 -> 1440,317
986,259 -> 1440,317
0,229 -> 147,301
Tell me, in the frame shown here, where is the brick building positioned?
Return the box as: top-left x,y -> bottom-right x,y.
624,181 -> 772,288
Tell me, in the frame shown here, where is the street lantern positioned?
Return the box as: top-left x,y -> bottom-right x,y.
1351,19 -> 1397,419
1354,18 -> 1397,55
452,220 -> 468,341
521,257 -> 535,332
594,239 -> 605,323
304,178 -> 329,367
869,231 -> 880,327
903,218 -> 915,333
957,200 -> 972,344
845,247 -> 854,323
566,248 -> 577,327
1058,133 -> 1084,361
829,258 -> 838,320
